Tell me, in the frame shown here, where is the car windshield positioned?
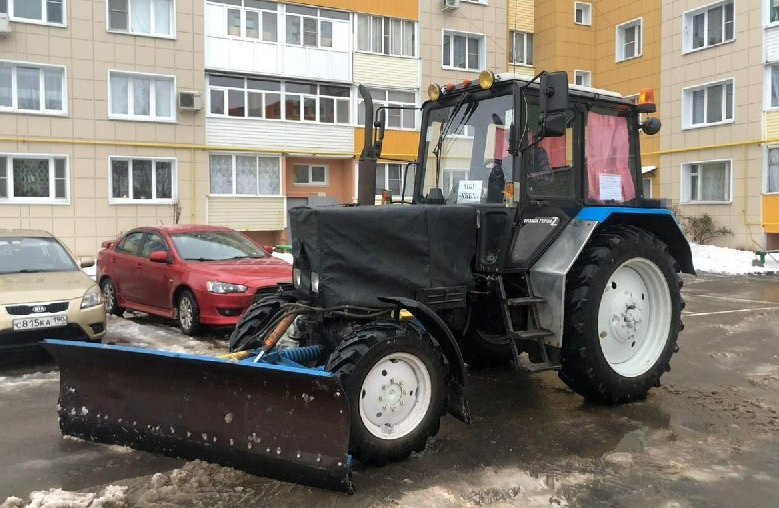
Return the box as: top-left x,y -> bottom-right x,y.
0,237 -> 79,274
420,90 -> 514,204
171,231 -> 267,262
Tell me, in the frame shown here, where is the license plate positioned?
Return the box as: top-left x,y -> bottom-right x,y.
13,315 -> 68,331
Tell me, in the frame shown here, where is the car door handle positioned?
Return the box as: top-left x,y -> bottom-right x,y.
136,263 -> 143,269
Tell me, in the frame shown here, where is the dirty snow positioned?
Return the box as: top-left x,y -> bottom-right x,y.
0,372 -> 58,392
690,243 -> 779,275
105,315 -> 224,356
271,252 -> 293,264
0,486 -> 126,508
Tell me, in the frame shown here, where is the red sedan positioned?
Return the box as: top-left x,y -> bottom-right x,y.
97,225 -> 291,335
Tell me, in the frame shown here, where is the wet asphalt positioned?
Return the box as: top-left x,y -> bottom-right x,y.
1,274 -> 778,507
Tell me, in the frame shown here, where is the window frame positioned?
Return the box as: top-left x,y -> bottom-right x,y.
0,60 -> 68,116
3,0 -> 66,27
766,146 -> 779,194
680,159 -> 733,204
682,78 -> 735,129
615,17 -> 643,62
355,14 -> 417,58
108,70 -> 177,123
284,4 -> 349,50
509,30 -> 533,66
357,87 -> 417,131
441,30 -> 485,72
574,2 -> 592,26
108,156 -> 177,205
573,69 -> 592,87
106,0 -> 176,39
292,163 -> 329,186
208,153 -> 283,197
682,0 -> 735,54
0,153 -> 70,205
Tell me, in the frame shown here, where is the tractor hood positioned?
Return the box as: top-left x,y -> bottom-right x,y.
289,205 -> 477,308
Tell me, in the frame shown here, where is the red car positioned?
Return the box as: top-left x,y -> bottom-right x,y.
97,225 -> 292,335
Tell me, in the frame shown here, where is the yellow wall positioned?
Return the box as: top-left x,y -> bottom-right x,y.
354,129 -> 420,162
266,0 -> 418,19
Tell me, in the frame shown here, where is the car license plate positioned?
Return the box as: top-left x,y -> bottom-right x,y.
13,315 -> 68,331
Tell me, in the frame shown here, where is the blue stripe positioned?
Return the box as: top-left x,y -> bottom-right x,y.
574,206 -> 674,223
43,339 -> 335,378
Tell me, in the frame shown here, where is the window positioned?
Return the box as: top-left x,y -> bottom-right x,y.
109,157 -> 175,203
376,163 -> 414,197
209,154 -> 281,195
442,31 -> 484,71
0,154 -> 68,203
771,0 -> 779,24
616,18 -> 642,61
681,161 -> 731,203
574,70 -> 592,87
116,232 -> 145,255
642,178 -> 653,198
355,15 -> 416,57
109,71 -> 175,121
3,0 -> 64,26
684,1 -> 734,52
509,31 -> 533,66
285,5 -> 348,48
575,2 -> 591,25
208,75 -> 350,124
767,65 -> 779,109
107,0 -> 174,37
358,88 -> 416,130
293,164 -> 328,186
209,0 -> 277,42
684,79 -> 734,128
767,148 -> 779,193
0,61 -> 66,114
141,232 -> 169,257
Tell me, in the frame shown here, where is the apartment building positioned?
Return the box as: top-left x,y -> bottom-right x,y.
533,0 -> 662,198
659,0 -> 776,250
0,0 -> 207,255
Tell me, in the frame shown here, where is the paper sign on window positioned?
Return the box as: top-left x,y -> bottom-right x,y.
457,180 -> 483,203
599,174 -> 623,202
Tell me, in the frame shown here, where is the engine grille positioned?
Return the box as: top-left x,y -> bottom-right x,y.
5,301 -> 70,316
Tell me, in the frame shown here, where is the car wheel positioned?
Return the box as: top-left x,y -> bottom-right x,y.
101,278 -> 124,317
177,289 -> 202,336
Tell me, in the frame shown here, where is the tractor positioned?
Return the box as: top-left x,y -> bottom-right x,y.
45,71 -> 693,493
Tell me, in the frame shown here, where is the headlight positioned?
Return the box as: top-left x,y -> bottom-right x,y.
311,272 -> 320,294
293,268 -> 301,289
81,285 -> 103,309
206,281 -> 248,294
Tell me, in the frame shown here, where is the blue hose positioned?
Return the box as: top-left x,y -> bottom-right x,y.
279,345 -> 322,364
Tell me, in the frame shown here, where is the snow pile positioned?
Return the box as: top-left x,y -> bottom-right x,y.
0,486 -> 126,508
105,316 -> 223,356
134,461 -> 251,506
0,371 -> 58,392
82,265 -> 97,280
271,252 -> 293,264
690,243 -> 779,275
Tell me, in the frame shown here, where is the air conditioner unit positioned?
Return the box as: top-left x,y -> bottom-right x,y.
442,0 -> 460,11
178,91 -> 202,111
0,14 -> 11,37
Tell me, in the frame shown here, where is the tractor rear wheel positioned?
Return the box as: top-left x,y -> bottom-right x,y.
326,321 -> 447,465
559,226 -> 683,404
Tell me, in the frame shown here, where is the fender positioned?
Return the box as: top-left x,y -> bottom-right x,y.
378,296 -> 470,424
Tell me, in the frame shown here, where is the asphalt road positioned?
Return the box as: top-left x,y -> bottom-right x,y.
1,274 -> 779,507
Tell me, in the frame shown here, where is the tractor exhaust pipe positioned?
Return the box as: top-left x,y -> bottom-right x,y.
357,84 -> 380,206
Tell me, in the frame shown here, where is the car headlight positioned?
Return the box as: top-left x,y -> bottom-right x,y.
207,281 -> 248,294
81,285 -> 104,309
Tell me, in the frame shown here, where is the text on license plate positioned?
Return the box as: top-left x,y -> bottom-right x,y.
13,316 -> 68,330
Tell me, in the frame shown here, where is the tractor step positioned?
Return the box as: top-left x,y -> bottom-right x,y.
509,328 -> 554,340
506,296 -> 546,306
516,361 -> 561,373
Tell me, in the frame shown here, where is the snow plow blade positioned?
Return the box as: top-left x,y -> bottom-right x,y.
43,340 -> 353,493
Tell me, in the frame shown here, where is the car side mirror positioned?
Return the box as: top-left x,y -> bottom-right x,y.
539,71 -> 569,138
149,251 -> 169,263
79,257 -> 95,268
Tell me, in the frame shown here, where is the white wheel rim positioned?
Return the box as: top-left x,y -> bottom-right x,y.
597,257 -> 672,378
358,352 -> 432,440
180,298 -> 192,329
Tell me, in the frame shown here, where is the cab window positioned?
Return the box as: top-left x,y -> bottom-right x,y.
523,102 -> 578,200
584,108 -> 637,204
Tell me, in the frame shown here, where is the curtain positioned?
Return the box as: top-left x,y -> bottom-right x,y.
13,159 -> 49,198
132,160 -> 153,199
701,162 -> 729,201
210,155 -> 233,194
769,149 -> 779,193
371,16 -> 383,53
453,36 -> 466,68
467,37 -> 479,69
132,0 -> 151,34
155,79 -> 171,118
0,65 -> 12,107
320,20 -> 332,48
155,161 -> 172,199
707,6 -> 722,45
133,78 -> 151,116
390,19 -> 402,55
286,14 -> 300,44
772,67 -> 779,108
236,156 -> 258,194
262,12 -> 277,42
153,0 -> 171,35
586,112 -> 636,202
706,84 -> 722,123
403,20 -> 414,57
257,157 -> 280,194
112,160 -> 130,199
692,13 -> 705,49
692,89 -> 704,124
111,74 -> 129,115
43,69 -> 63,110
16,67 -> 40,111
443,35 -> 451,66
356,15 -> 369,51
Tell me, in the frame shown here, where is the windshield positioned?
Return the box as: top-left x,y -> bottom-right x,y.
419,90 -> 514,204
171,231 -> 268,262
0,237 -> 79,274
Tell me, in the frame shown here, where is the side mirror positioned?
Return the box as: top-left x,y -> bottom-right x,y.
262,245 -> 274,255
79,257 -> 95,268
539,71 -> 569,138
149,251 -> 169,263
401,161 -> 418,202
641,117 -> 662,135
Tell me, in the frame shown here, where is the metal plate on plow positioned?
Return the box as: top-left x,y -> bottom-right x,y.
44,340 -> 353,493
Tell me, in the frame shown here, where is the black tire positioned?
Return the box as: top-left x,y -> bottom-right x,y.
559,226 -> 684,404
101,277 -> 124,317
229,298 -> 285,352
177,289 -> 202,336
461,330 -> 513,368
325,321 -> 447,465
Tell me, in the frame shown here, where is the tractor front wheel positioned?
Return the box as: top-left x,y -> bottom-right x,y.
560,226 -> 683,404
326,322 -> 447,465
